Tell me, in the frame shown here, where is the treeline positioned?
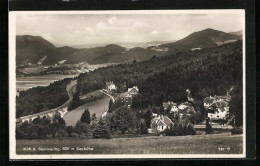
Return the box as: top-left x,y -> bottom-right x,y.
16,78 -> 72,118
76,41 -> 243,124
76,41 -> 242,99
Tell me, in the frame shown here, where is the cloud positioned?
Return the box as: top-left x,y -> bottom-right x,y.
16,13 -> 243,46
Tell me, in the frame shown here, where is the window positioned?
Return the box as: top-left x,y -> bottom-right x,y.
162,126 -> 163,129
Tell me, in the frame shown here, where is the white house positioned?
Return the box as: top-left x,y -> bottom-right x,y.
162,101 -> 179,113
150,115 -> 174,132
127,86 -> 139,95
106,81 -> 116,91
207,101 -> 229,120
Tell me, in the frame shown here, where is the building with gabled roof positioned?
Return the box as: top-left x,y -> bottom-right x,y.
207,101 -> 229,120
162,101 -> 178,113
106,81 -> 116,91
150,115 -> 174,132
127,86 -> 139,95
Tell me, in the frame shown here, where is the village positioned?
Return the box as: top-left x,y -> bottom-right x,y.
17,79 -> 236,136
97,81 -> 235,134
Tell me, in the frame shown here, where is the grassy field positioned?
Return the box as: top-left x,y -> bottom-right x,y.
16,133 -> 243,154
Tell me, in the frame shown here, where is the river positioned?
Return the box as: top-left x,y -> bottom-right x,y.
63,96 -> 110,126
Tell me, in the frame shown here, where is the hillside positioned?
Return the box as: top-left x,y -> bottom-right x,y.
16,35 -> 56,65
229,30 -> 242,36
160,28 -> 241,54
16,41 -> 243,125
16,36 -> 163,65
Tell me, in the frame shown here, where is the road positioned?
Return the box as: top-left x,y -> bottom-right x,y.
17,79 -> 77,121
99,89 -> 115,103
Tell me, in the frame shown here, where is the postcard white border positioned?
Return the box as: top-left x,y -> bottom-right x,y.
9,10 -> 246,159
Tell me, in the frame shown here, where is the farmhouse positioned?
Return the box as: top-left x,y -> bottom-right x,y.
106,81 -> 116,91
150,115 -> 174,132
162,101 -> 179,113
207,101 -> 229,120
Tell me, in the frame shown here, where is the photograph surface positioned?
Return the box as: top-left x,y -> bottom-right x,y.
9,10 -> 245,159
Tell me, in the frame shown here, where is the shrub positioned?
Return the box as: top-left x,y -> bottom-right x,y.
93,119 -> 110,139
71,132 -> 79,137
231,127 -> 243,135
186,123 -> 196,135
153,129 -> 162,136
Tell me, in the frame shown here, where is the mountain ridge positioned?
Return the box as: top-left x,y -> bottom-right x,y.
16,28 -> 242,65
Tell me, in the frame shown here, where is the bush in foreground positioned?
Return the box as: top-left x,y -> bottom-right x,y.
231,127 -> 243,135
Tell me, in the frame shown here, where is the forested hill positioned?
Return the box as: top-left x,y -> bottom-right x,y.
16,41 -> 242,122
76,40 -> 242,100
16,35 -> 163,65
160,28 -> 241,55
16,35 -> 56,65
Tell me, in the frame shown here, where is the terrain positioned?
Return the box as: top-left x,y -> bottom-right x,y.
16,28 -> 241,65
16,133 -> 243,154
160,28 -> 241,54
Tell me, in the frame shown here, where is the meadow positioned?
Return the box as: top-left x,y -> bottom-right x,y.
16,133 -> 243,154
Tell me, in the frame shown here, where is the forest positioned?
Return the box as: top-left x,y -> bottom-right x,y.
16,41 -> 243,125
16,78 -> 71,118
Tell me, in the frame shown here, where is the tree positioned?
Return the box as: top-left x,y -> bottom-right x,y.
205,117 -> 213,134
143,108 -> 153,128
110,106 -> 137,134
93,118 -> 110,139
80,109 -> 91,124
91,113 -> 97,122
229,84 -> 243,127
108,99 -> 114,113
140,119 -> 148,134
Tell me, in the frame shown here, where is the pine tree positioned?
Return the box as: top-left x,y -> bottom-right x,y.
91,113 -> 97,122
80,109 -> 91,124
205,118 -> 213,134
143,108 -> 153,128
108,99 -> 114,113
140,119 -> 148,134
93,119 -> 110,139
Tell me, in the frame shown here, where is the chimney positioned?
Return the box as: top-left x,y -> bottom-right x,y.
160,115 -> 164,121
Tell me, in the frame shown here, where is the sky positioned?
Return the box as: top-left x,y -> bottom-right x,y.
16,13 -> 244,46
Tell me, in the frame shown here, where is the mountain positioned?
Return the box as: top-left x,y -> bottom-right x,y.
16,35 -> 56,65
16,36 -> 163,65
160,28 -> 241,54
16,29 -> 241,65
229,30 -> 242,36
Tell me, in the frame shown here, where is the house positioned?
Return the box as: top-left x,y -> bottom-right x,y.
127,86 -> 139,95
207,101 -> 229,120
106,81 -> 116,91
203,96 -> 215,108
150,115 -> 174,132
120,93 -> 132,107
120,86 -> 139,107
162,101 -> 179,113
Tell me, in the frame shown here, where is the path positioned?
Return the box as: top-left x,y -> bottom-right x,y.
99,89 -> 115,103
